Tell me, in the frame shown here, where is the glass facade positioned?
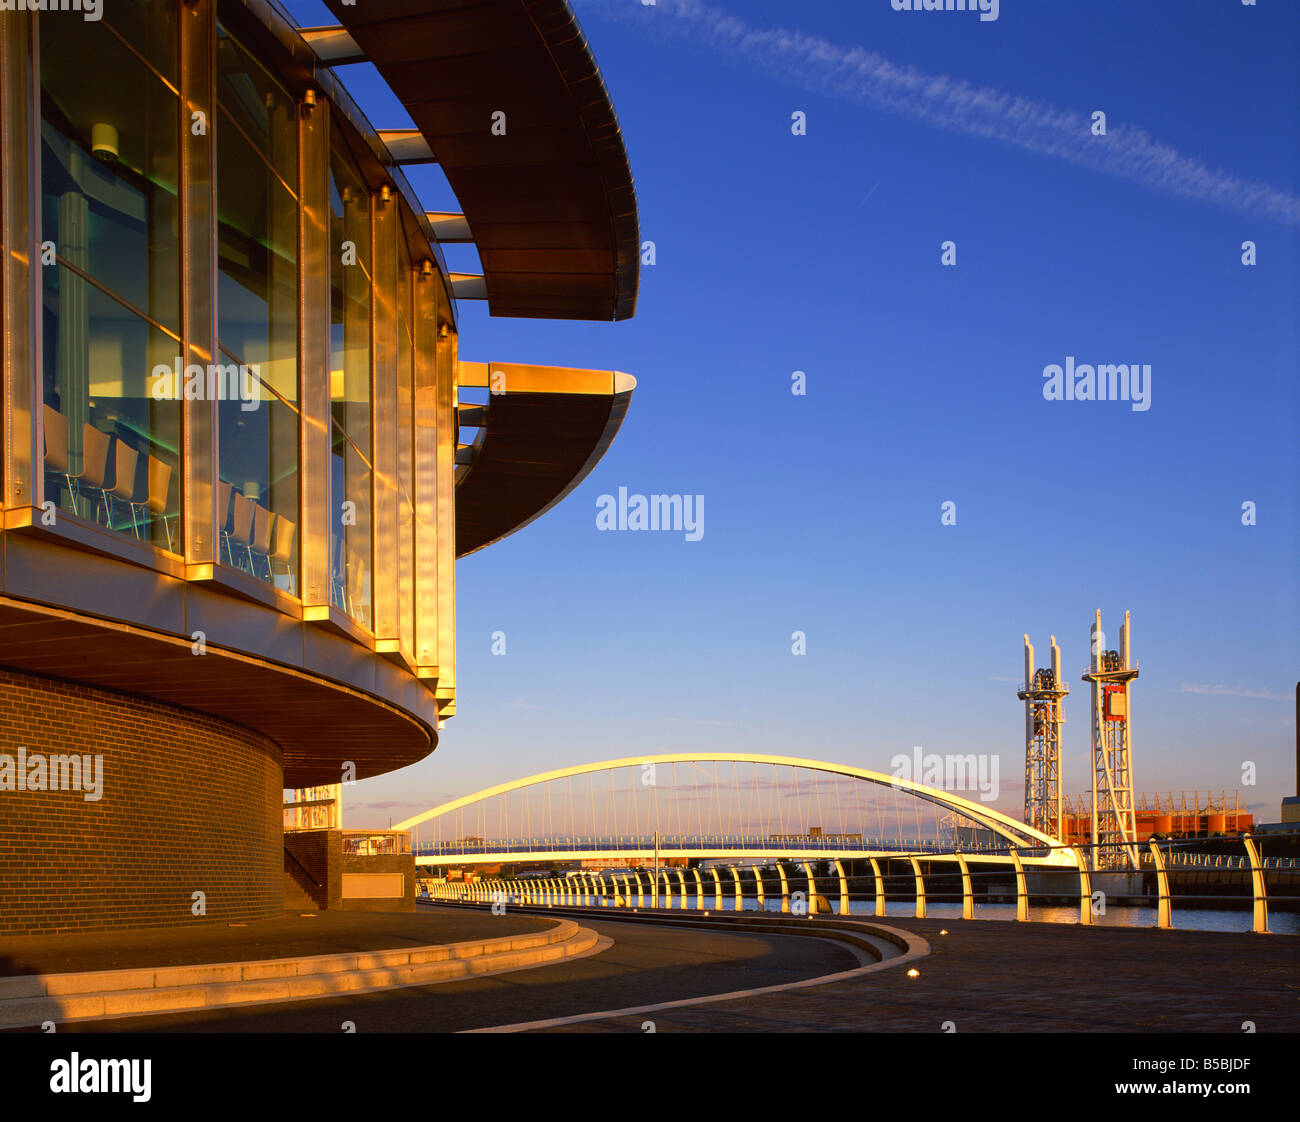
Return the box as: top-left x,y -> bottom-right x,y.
13,0 -> 454,674
39,2 -> 181,550
215,23 -> 300,591
328,130 -> 373,630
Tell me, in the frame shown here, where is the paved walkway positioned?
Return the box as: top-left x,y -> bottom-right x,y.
0,909 -> 549,977
35,916 -> 859,1033
533,914 -> 1300,1033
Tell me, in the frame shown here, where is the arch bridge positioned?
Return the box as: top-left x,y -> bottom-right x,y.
396,752 -> 1074,868
398,755 -> 1282,933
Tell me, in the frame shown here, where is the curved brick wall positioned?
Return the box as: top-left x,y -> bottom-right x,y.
0,668 -> 283,936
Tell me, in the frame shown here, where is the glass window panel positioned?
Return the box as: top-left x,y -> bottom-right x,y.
41,267 -> 180,550
40,12 -> 179,335
329,129 -> 372,630
102,0 -> 179,88
39,10 -> 180,552
215,24 -> 299,594
396,240 -> 415,665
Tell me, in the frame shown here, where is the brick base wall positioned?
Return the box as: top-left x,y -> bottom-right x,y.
0,667 -> 283,936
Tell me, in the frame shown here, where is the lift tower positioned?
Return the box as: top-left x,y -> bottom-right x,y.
1018,635 -> 1068,839
1082,610 -> 1139,869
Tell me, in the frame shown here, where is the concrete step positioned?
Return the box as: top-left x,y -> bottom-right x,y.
0,919 -> 598,1028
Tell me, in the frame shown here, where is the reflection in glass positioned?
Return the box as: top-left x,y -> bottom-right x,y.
397,238 -> 416,666
329,130 -> 373,629
39,10 -> 181,551
215,24 -> 300,592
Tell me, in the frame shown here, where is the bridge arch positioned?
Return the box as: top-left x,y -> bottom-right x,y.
397,753 -> 1068,865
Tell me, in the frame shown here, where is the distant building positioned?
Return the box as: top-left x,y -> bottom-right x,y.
1059,793 -> 1253,845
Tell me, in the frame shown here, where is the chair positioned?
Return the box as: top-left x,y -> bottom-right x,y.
217,481 -> 234,563
248,503 -> 274,580
128,454 -> 174,551
42,405 -> 76,511
269,514 -> 297,593
103,440 -> 138,532
76,425 -> 113,524
329,534 -> 347,609
345,543 -> 370,624
228,492 -> 255,574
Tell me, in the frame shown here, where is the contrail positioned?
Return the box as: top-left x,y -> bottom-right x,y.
583,0 -> 1300,227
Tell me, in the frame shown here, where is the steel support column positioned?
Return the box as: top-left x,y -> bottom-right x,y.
954,853 -> 975,920
832,859 -> 849,916
1243,833 -> 1270,935
869,858 -> 885,916
907,857 -> 926,919
1009,850 -> 1028,922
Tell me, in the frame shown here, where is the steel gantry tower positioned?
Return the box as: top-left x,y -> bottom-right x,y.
1082,610 -> 1139,869
1018,635 -> 1068,840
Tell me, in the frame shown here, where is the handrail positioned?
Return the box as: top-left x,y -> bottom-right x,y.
284,845 -> 322,889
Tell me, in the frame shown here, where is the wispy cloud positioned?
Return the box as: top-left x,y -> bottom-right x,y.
985,675 -> 1019,684
1179,682 -> 1290,702
666,716 -> 735,727
503,697 -> 541,711
588,0 -> 1300,227
352,800 -> 425,811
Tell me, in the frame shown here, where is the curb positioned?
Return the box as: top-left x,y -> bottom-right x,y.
0,918 -> 601,1029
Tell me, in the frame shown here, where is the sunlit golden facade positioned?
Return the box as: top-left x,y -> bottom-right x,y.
0,0 -> 638,933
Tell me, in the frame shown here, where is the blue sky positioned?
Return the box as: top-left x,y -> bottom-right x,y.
284,0 -> 1298,826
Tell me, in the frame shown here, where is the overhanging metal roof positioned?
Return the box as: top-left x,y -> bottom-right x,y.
455,362 -> 635,556
323,0 -> 639,321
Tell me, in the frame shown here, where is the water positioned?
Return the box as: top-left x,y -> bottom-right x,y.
742,898 -> 1300,934
494,889 -> 1300,933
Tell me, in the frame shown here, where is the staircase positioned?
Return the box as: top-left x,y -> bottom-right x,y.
283,847 -> 324,912
283,871 -> 319,913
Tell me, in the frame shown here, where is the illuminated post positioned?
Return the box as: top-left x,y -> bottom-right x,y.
1242,834 -> 1269,935
869,857 -> 885,916
1009,850 -> 1028,922
1148,839 -> 1171,930
1074,847 -> 1093,926
753,866 -> 765,911
832,858 -> 849,916
954,853 -> 974,920
729,865 -> 743,911
709,866 -> 723,910
776,863 -> 790,914
907,857 -> 926,919
800,862 -> 817,916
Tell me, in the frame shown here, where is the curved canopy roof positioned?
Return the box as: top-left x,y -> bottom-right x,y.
324,0 -> 639,321
455,362 -> 634,557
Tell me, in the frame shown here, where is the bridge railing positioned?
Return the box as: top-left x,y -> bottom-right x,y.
415,831 -> 1299,935
411,834 -> 1016,858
